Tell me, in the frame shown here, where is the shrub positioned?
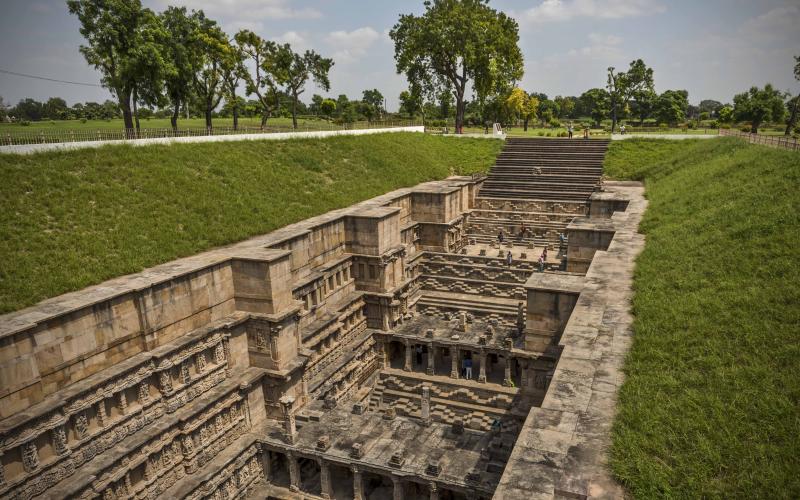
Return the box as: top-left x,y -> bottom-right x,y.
687,122 -> 696,129
549,118 -> 561,128
659,123 -> 668,129
741,126 -> 751,133
20,120 -> 30,126
537,131 -> 545,136
80,118 -> 87,124
559,131 -> 568,137
709,120 -> 719,129
720,124 -> 731,129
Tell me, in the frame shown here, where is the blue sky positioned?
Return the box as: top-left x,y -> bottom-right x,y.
0,0 -> 798,109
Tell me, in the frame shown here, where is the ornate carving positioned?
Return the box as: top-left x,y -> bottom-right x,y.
196,351 -> 207,373
22,441 -> 39,472
0,460 -> 5,486
74,411 -> 89,439
139,380 -> 150,403
117,390 -> 128,414
182,435 -> 194,456
214,342 -> 225,364
159,371 -> 173,393
255,328 -> 267,349
52,425 -> 68,455
180,361 -> 191,384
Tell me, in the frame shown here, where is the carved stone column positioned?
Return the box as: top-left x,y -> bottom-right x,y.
279,396 -> 296,444
352,466 -> 364,500
319,459 -> 332,499
429,482 -> 439,500
420,385 -> 431,426
196,351 -> 207,373
404,341 -> 413,372
52,424 -> 69,455
223,337 -> 232,376
96,399 -> 108,427
450,347 -> 459,379
392,476 -> 404,500
426,343 -> 435,375
377,340 -> 387,368
139,380 -> 150,404
214,341 -> 225,365
287,452 -> 300,492
0,453 -> 5,486
180,360 -> 191,384
520,359 -> 529,389
478,350 -> 487,383
118,390 -> 128,415
503,356 -> 513,387
261,450 -> 272,483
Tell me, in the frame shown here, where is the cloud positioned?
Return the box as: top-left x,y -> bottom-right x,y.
149,0 -> 321,20
324,27 -> 381,64
522,0 -> 665,23
740,5 -> 800,45
275,31 -> 309,51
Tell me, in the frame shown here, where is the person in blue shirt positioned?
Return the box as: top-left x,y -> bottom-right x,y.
463,357 -> 473,379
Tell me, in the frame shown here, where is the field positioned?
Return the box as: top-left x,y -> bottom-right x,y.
0,133 -> 500,314
605,138 -> 800,497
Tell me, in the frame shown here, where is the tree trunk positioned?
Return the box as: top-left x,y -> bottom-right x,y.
455,93 -> 465,134
260,112 -> 268,130
233,104 -> 239,131
205,97 -> 213,133
119,91 -> 134,138
610,99 -> 618,133
132,86 -> 140,137
523,118 -> 529,132
785,95 -> 798,135
291,93 -> 298,130
751,119 -> 760,134
171,100 -> 180,132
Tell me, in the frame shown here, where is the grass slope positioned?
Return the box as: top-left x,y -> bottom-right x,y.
606,138 -> 800,498
0,133 -> 500,313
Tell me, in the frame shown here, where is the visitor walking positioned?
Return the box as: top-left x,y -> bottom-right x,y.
538,254 -> 545,272
506,251 -> 513,266
498,230 -> 504,244
463,357 -> 473,379
583,126 -> 589,139
568,123 -> 574,139
620,124 -> 626,135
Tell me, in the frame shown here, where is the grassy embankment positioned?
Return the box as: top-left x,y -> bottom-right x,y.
0,116 -> 341,133
0,133 -> 501,313
606,138 -> 800,498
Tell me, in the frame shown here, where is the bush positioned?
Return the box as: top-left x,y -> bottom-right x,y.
659,123 -> 668,129
537,131 -> 545,136
80,118 -> 87,124
709,120 -> 719,129
558,131 -> 568,137
720,124 -> 731,129
549,119 -> 561,128
20,120 -> 30,127
741,126 -> 751,133
687,122 -> 696,129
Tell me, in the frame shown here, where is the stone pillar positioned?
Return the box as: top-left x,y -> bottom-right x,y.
352,466 -> 364,500
520,359 -> 529,389
261,450 -> 272,483
420,385 -> 431,426
426,343 -> 435,375
117,390 -> 128,415
450,347 -> 459,379
429,482 -> 439,500
503,356 -> 513,387
478,350 -> 487,383
279,396 -> 296,444
392,476 -> 405,500
180,360 -> 191,384
319,460 -> 332,499
139,380 -> 150,404
378,340 -> 387,368
287,452 -> 300,492
404,341 -> 413,372
0,453 -> 5,487
96,399 -> 108,427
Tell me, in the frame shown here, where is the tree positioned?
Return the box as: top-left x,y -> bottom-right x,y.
399,89 -> 423,118
362,89 -> 385,121
235,30 -> 282,129
698,99 -> 723,116
505,88 -> 538,130
785,55 -> 800,135
654,90 -> 689,126
320,99 -> 336,119
68,0 -> 167,134
274,45 -> 333,129
44,97 -> 69,120
718,105 -> 734,123
390,0 -> 523,134
554,95 -> 576,119
190,14 -> 228,130
12,98 -> 44,121
630,89 -> 657,126
607,59 -> 654,132
160,6 -> 199,131
579,88 -> 609,127
219,37 -> 247,130
733,84 -> 786,133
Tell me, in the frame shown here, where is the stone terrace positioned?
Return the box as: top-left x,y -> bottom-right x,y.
0,137 -> 644,500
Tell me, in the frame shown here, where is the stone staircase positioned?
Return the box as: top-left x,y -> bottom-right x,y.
478,138 -> 609,202
415,290 -> 521,328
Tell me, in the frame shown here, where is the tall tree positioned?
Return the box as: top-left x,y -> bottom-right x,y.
607,59 -> 654,132
219,38 -> 247,130
579,88 -> 609,127
68,0 -> 166,134
160,6 -> 199,131
399,89 -> 423,118
190,14 -> 228,130
362,89 -> 385,120
654,90 -> 689,126
390,0 -> 523,134
273,46 -> 333,129
785,55 -> 800,135
235,30 -> 282,129
631,89 -> 657,126
733,84 -> 786,133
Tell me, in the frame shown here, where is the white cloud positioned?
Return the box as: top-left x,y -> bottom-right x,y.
324,27 -> 381,64
740,5 -> 800,44
275,31 -> 309,51
522,0 -> 665,23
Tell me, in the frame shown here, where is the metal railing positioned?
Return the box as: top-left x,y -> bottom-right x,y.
0,120 -> 422,146
719,128 -> 799,151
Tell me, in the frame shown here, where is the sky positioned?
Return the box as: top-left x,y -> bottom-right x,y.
0,0 -> 798,110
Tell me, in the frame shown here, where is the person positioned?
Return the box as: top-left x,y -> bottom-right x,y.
463,356 -> 473,379
620,124 -> 626,135
506,251 -> 513,266
538,254 -> 545,272
415,344 -> 423,365
583,126 -> 589,139
491,418 -> 502,433
542,247 -> 548,261
568,123 -> 574,139
558,232 -> 566,247
498,230 -> 504,244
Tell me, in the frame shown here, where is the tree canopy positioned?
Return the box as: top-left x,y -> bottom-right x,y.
390,0 -> 523,133
733,84 -> 786,133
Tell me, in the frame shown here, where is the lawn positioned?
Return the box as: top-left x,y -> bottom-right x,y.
606,138 -> 800,498
0,132 -> 500,313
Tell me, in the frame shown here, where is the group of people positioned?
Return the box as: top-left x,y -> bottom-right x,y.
566,123 -> 591,139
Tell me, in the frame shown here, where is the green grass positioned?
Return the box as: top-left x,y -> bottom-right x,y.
0,133 -> 500,313
606,138 -> 800,498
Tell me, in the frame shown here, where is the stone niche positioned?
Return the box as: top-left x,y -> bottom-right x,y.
523,273 -> 584,352
410,185 -> 465,224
